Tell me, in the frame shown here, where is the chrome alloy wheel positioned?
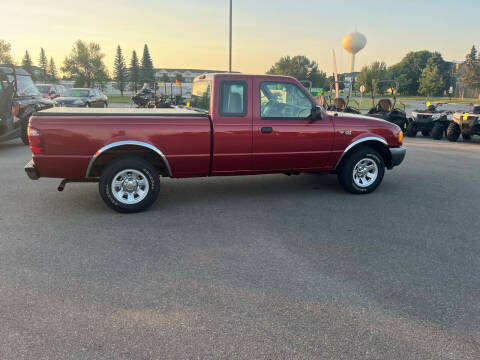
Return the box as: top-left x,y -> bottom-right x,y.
352,158 -> 378,188
111,169 -> 150,205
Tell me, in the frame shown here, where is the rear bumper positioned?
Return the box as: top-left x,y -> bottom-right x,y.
388,146 -> 406,169
25,160 -> 39,180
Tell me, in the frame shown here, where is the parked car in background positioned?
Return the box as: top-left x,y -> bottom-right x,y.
37,84 -> 66,99
55,88 -> 108,108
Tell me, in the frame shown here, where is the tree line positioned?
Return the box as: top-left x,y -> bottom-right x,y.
0,39 -> 186,96
267,47 -> 480,98
2,37 -> 479,98
356,47 -> 480,98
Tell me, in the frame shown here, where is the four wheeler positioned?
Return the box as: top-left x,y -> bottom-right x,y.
367,80 -> 408,131
132,83 -> 174,109
0,64 -> 55,145
406,103 -> 452,140
446,105 -> 480,142
323,81 -> 361,114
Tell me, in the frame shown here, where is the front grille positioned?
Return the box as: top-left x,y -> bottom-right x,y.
417,114 -> 432,122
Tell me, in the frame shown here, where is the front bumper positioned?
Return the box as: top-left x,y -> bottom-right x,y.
388,146 -> 406,169
25,160 -> 39,180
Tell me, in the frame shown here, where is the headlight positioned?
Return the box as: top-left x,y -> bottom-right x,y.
398,131 -> 404,144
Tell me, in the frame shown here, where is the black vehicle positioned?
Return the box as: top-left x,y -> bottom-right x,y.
367,80 -> 408,131
132,83 -> 173,108
406,103 -> 452,140
55,88 -> 108,108
0,64 -> 55,145
323,81 -> 361,114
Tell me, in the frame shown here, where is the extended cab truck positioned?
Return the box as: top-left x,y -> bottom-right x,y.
25,73 -> 406,213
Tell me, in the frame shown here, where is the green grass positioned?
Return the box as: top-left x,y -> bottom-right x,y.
107,95 -> 132,103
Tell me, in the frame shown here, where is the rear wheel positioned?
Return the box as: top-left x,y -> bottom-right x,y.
337,146 -> 385,194
421,130 -> 430,137
99,157 -> 160,213
406,122 -> 417,137
462,133 -> 471,141
446,122 -> 461,142
431,124 -> 444,140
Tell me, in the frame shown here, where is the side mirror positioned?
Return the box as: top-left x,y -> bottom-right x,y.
312,106 -> 323,120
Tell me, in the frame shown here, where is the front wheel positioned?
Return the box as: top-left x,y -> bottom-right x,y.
20,116 -> 29,145
446,122 -> 461,142
337,147 -> 385,194
406,122 -> 417,137
99,157 -> 160,213
431,124 -> 444,140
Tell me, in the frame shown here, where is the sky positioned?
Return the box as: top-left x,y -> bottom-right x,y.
3,0 -> 480,75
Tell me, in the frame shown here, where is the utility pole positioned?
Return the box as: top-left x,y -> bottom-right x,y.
229,0 -> 232,72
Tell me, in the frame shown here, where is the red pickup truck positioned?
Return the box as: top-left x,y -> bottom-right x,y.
25,73 -> 405,213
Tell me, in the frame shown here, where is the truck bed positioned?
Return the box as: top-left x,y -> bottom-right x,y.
29,107 -> 212,179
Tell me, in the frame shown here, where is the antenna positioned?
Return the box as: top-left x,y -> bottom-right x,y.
332,49 -> 339,98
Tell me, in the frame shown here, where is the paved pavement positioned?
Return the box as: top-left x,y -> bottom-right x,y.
0,137 -> 479,359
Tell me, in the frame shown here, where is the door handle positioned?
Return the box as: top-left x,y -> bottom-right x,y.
261,127 -> 273,134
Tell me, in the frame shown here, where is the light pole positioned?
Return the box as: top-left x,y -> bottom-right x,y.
229,0 -> 232,72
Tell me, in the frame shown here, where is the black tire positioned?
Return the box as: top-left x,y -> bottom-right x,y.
431,124 -> 444,140
462,133 -> 471,141
421,130 -> 430,137
99,157 -> 160,213
20,116 -> 29,145
337,146 -> 385,194
446,122 -> 461,142
406,122 -> 417,137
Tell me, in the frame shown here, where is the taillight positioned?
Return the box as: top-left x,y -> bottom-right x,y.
28,126 -> 43,154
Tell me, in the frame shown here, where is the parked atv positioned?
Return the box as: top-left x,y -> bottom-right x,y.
324,81 -> 361,114
0,64 -> 55,145
446,105 -> 480,142
406,103 -> 452,140
367,80 -> 408,131
132,83 -> 173,108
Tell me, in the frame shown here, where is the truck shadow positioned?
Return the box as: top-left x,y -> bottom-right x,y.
153,174 -> 345,210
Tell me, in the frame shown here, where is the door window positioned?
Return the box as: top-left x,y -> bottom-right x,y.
260,82 -> 312,119
219,81 -> 247,116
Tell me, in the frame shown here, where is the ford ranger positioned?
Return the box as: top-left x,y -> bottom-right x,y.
25,73 -> 406,213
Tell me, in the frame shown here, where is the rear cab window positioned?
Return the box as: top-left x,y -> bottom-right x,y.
219,81 -> 247,116
190,80 -> 212,112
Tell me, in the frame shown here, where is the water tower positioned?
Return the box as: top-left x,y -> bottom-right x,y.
342,32 -> 367,74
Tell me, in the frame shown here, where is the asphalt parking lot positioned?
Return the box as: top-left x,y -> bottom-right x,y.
1,137 -> 479,359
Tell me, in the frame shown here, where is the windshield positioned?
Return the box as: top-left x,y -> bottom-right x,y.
65,89 -> 90,97
8,75 -> 40,96
37,85 -> 50,94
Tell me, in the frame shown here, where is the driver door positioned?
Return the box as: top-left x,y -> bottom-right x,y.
252,79 -> 333,171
